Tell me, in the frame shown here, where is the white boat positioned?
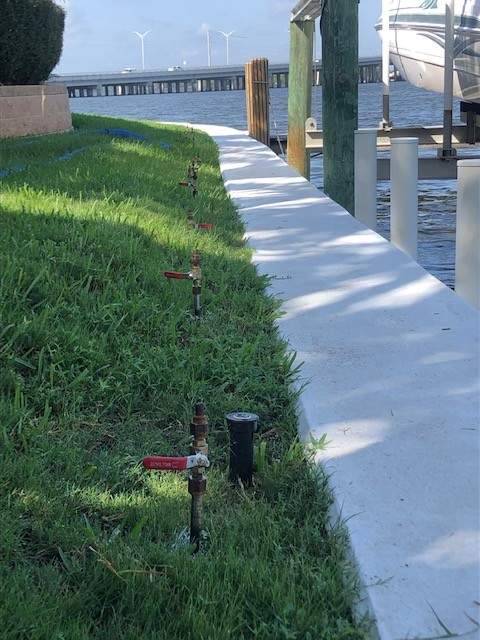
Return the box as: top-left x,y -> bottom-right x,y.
376,0 -> 480,104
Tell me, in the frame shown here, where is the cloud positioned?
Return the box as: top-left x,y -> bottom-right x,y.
198,22 -> 211,35
269,1 -> 292,16
62,0 -> 93,46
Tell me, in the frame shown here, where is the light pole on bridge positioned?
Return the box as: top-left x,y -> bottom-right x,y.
133,31 -> 151,71
207,30 -> 212,67
217,31 -> 235,66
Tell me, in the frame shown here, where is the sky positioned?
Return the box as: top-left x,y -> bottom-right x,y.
56,1 -> 383,74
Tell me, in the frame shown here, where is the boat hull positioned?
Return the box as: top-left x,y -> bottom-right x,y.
377,1 -> 480,104
390,48 -> 480,103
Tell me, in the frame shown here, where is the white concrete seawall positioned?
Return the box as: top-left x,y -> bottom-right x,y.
197,125 -> 480,639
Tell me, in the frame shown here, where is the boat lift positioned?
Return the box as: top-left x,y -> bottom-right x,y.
286,0 -> 479,187
378,0 -> 478,161
304,118 -> 480,180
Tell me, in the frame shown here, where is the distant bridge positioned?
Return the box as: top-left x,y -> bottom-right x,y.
47,58 -> 389,98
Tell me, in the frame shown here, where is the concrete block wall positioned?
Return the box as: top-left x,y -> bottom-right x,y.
0,84 -> 72,139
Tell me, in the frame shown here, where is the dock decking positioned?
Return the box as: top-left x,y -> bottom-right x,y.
198,123 -> 480,639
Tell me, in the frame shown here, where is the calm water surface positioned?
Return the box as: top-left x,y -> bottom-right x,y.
71,83 -> 466,287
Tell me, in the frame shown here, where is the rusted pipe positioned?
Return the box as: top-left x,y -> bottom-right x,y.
189,403 -> 209,549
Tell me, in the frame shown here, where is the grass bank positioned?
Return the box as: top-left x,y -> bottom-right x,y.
0,114 -> 367,639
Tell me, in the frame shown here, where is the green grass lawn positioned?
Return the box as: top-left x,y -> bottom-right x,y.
0,114 -> 368,639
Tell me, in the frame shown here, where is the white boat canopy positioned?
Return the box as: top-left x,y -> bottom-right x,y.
291,0 -> 325,21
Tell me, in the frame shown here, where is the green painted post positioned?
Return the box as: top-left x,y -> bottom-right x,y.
321,0 -> 359,214
287,19 -> 314,179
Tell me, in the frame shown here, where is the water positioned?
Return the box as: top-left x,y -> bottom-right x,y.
71,82 -> 464,287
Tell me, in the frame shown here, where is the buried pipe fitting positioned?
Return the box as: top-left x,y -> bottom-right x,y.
226,412 -> 259,487
188,473 -> 207,548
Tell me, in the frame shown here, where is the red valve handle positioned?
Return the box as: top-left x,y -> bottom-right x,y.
197,223 -> 214,231
143,456 -> 189,471
164,271 -> 191,280
143,454 -> 210,471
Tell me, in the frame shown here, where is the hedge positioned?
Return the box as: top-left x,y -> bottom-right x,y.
0,0 -> 65,85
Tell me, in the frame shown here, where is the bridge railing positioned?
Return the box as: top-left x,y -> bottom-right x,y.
48,58 -> 381,84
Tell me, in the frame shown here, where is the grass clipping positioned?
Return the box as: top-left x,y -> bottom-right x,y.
0,114 -> 367,639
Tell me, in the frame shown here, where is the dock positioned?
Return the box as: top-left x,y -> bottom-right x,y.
269,121 -> 480,180
198,123 -> 480,639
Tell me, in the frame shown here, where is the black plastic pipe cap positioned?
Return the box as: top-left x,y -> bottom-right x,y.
226,412 -> 259,486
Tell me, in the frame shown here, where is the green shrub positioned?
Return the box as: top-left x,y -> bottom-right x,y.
0,0 -> 65,85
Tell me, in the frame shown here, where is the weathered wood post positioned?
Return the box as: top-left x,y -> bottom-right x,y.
321,0 -> 359,214
245,58 -> 270,146
287,19 -> 314,178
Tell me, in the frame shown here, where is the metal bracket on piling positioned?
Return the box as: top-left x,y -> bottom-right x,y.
305,116 -> 324,153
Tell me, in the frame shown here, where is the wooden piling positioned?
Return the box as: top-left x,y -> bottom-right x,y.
245,58 -> 270,146
287,20 -> 314,179
321,0 -> 359,214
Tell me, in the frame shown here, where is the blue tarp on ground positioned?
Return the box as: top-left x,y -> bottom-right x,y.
0,129 -> 172,179
101,128 -> 147,141
55,147 -> 89,162
0,163 -> 27,178
98,128 -> 172,149
0,148 -> 90,179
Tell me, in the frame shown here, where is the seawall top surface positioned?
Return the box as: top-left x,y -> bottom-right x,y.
0,84 -> 68,97
197,124 -> 480,639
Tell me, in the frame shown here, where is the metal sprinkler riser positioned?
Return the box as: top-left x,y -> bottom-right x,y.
142,402 -> 209,551
179,158 -> 201,197
164,251 -> 202,318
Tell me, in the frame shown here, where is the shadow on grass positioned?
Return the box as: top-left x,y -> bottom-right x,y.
3,122 -> 245,253
0,116 -> 369,639
0,204 -> 292,432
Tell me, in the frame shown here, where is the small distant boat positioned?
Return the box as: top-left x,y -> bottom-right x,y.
376,0 -> 480,104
